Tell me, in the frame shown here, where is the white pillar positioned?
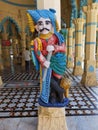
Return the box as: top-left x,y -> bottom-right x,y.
37,0 -> 61,29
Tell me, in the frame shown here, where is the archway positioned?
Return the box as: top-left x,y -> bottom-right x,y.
0,17 -> 21,70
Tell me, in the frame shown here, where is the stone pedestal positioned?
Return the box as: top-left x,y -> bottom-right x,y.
38,106 -> 68,130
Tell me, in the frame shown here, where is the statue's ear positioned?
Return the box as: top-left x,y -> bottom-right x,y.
35,25 -> 39,32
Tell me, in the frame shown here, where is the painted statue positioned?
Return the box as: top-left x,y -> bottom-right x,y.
60,23 -> 68,42
27,9 -> 68,106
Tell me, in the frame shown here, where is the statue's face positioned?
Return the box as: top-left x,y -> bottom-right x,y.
36,18 -> 52,34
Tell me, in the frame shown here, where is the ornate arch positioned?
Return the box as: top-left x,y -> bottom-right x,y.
0,16 -> 21,33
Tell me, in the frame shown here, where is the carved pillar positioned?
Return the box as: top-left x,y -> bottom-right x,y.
20,32 -> 26,67
11,37 -> 18,65
19,10 -> 26,67
72,31 -> 75,63
65,28 -> 68,56
96,31 -> 98,68
73,18 -> 85,76
0,39 -> 3,87
67,28 -> 74,68
0,39 -> 4,70
81,3 -> 98,86
2,33 -> 11,67
26,35 -> 31,49
82,34 -> 86,68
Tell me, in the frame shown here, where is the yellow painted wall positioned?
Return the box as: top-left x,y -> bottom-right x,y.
0,1 -> 36,33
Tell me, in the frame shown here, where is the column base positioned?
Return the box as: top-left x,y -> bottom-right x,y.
37,106 -> 68,130
67,61 -> 74,68
73,66 -> 83,76
81,72 -> 97,86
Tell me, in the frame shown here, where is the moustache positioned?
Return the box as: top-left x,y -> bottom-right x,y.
40,28 -> 50,32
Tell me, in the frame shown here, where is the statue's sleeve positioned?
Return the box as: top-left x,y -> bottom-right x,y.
54,33 -> 66,53
34,38 -> 46,67
54,42 -> 66,53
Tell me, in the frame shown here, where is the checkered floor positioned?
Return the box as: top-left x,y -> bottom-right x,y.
0,67 -> 98,118
65,69 -> 98,116
0,86 -> 39,118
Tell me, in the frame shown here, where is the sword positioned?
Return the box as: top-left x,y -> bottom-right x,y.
42,51 -> 52,81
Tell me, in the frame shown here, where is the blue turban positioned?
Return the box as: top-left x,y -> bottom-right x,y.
27,9 -> 64,44
27,9 -> 57,31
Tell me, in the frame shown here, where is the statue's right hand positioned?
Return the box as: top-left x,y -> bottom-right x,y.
43,60 -> 50,68
46,45 -> 54,52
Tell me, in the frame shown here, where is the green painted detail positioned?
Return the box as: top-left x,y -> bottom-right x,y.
75,44 -> 82,46
37,51 -> 40,56
86,22 -> 97,26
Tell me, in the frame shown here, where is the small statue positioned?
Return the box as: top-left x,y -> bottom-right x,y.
60,23 -> 68,42
27,9 -> 68,106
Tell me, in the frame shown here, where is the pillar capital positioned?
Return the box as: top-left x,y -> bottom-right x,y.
83,3 -> 98,14
20,32 -> 26,37
73,18 -> 85,25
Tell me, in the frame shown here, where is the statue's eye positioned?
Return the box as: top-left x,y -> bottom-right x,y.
46,21 -> 51,25
37,21 -> 43,26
